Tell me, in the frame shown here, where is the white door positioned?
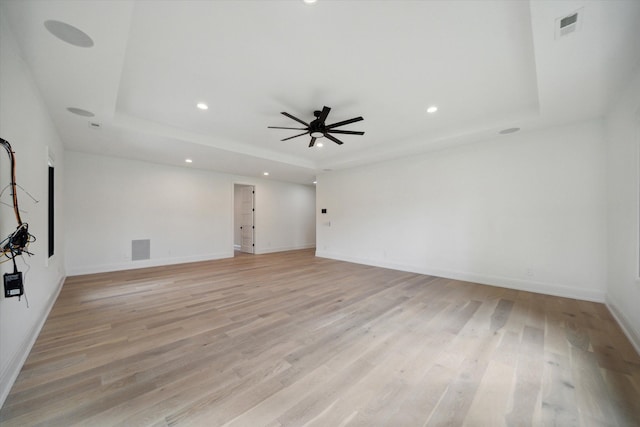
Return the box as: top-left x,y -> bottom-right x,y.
240,186 -> 255,253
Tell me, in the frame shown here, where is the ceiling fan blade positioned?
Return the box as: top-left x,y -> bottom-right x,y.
325,134 -> 344,145
318,106 -> 331,123
281,112 -> 309,127
326,129 -> 365,135
268,126 -> 308,130
326,116 -> 364,129
309,137 -> 317,148
281,131 -> 309,141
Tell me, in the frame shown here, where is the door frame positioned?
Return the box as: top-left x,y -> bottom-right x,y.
233,182 -> 256,255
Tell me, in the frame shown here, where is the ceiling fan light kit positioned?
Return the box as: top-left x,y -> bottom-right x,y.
268,106 -> 364,147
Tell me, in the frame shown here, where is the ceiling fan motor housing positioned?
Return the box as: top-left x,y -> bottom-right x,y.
310,119 -> 326,138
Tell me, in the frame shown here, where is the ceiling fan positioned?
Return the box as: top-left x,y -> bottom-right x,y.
268,106 -> 364,147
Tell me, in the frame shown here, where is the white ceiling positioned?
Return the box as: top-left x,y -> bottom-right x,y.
2,0 -> 639,184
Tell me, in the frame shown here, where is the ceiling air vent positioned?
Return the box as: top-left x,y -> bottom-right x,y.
555,8 -> 583,39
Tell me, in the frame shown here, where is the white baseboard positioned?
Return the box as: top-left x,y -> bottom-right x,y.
605,297 -> 640,355
66,251 -> 234,276
255,244 -> 316,255
315,250 -> 606,303
0,274 -> 65,408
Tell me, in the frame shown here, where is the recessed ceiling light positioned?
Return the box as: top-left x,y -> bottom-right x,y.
304,0 -> 317,4
44,20 -> 94,48
197,103 -> 208,110
263,172 -> 269,176
427,106 -> 438,114
317,142 -> 324,148
313,181 -> 317,184
67,107 -> 95,117
185,159 -> 193,163
499,127 -> 520,135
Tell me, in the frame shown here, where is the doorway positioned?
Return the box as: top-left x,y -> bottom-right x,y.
234,184 -> 255,255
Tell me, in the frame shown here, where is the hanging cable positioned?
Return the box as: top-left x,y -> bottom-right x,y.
1,138 -> 34,257
1,137 -> 23,225
1,138 -> 35,302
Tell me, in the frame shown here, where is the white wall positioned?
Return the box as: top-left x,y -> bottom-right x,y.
605,69 -> 640,352
317,120 -> 607,302
64,152 -> 233,274
64,152 -> 316,275
0,15 -> 66,406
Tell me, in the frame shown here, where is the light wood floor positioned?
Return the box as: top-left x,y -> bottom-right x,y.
1,249 -> 639,426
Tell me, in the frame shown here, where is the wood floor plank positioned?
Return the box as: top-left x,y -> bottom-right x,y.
505,325 -> 545,426
572,347 -> 623,426
540,351 -> 580,426
1,249 -> 639,426
426,332 -> 500,426
463,358 -> 516,426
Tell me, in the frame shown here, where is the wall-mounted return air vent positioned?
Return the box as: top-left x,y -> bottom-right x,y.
132,239 -> 151,261
555,8 -> 583,39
